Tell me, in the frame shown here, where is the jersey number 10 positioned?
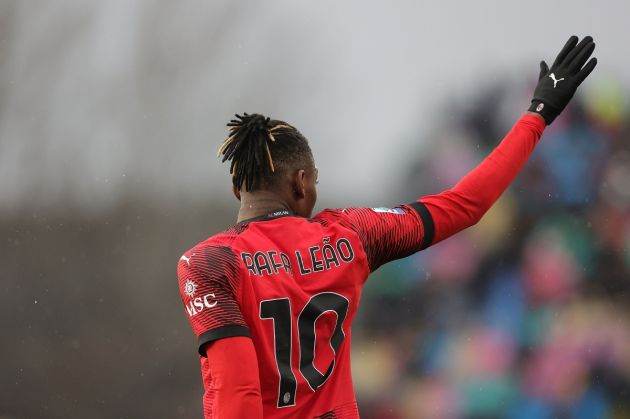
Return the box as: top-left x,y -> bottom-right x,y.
260,292 -> 350,408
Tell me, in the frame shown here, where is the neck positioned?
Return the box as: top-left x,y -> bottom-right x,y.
237,191 -> 292,223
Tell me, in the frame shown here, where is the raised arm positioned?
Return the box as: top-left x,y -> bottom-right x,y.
421,35 -> 597,245
419,113 -> 544,245
317,36 -> 596,272
317,115 -> 544,271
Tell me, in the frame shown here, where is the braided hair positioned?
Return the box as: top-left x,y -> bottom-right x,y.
217,113 -> 313,192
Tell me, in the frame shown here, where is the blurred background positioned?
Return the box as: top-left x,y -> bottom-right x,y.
1,1 -> 630,418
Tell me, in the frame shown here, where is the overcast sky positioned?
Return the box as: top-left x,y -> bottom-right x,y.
0,0 -> 628,214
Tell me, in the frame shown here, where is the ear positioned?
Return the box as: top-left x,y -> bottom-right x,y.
232,185 -> 241,201
293,169 -> 307,199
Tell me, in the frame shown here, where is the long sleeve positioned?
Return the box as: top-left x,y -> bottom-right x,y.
202,336 -> 263,419
177,246 -> 250,356
419,113 -> 546,245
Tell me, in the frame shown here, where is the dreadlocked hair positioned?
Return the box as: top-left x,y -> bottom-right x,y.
217,113 -> 313,192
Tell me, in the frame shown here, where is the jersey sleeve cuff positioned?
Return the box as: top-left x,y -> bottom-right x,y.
520,113 -> 547,135
198,325 -> 251,356
408,201 -> 435,250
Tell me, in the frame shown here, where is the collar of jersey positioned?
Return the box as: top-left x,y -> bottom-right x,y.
238,208 -> 294,224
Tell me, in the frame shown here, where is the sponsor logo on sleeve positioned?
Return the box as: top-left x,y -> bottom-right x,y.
371,207 -> 405,214
183,279 -> 218,317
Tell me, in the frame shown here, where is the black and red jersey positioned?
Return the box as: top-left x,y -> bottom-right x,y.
177,114 -> 546,418
178,204 -> 433,418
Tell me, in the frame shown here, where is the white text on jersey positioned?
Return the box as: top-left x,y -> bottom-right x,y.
186,293 -> 218,317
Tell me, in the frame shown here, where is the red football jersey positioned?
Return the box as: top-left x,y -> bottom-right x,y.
177,114 -> 545,418
178,204 -> 433,418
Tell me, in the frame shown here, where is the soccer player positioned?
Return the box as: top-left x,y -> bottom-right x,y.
177,36 -> 596,418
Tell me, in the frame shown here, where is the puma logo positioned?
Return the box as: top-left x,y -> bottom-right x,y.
180,254 -> 194,266
549,73 -> 565,88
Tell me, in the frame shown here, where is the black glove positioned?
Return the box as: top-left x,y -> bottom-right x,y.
529,35 -> 597,124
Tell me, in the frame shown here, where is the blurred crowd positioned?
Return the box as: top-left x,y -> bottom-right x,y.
352,80 -> 630,419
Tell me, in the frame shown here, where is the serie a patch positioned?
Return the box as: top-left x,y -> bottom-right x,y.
371,207 -> 405,215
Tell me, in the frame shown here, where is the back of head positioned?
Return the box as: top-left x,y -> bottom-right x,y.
217,113 -> 313,192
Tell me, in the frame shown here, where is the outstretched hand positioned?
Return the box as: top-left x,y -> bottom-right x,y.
529,35 -> 597,125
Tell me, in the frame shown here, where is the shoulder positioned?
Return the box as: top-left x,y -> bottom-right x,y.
313,207 -> 398,231
313,208 -> 356,229
178,233 -> 242,276
177,238 -> 245,301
